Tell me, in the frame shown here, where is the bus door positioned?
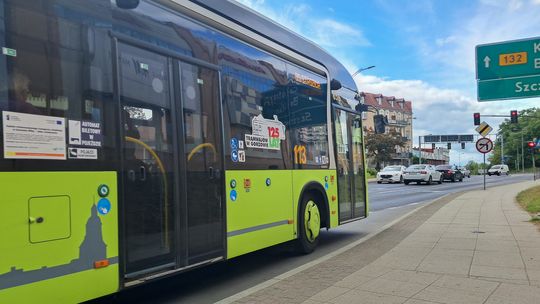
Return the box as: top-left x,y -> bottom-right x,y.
176,61 -> 224,265
333,106 -> 367,222
117,42 -> 224,276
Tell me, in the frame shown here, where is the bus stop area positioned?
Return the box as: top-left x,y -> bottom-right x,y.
220,181 -> 540,304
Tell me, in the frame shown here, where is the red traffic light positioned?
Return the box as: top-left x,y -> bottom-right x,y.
528,142 -> 535,148
510,110 -> 518,123
473,112 -> 480,125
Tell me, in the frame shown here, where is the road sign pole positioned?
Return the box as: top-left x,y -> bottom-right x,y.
484,153 -> 487,190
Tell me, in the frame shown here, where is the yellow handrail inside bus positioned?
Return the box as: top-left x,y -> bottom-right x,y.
124,136 -> 170,248
187,143 -> 217,162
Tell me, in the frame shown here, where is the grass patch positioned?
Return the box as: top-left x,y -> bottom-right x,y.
516,186 -> 540,223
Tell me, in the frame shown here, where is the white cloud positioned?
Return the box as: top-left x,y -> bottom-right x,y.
313,19 -> 370,47
233,0 -> 370,48
426,1 -> 540,76
355,73 -> 538,157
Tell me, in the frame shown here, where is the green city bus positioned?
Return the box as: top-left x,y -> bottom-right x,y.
0,0 -> 368,302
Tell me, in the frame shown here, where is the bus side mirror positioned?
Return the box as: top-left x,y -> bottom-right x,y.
330,79 -> 342,91
355,104 -> 368,112
116,0 -> 140,9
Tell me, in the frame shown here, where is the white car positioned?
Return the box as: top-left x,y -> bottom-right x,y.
376,165 -> 407,184
458,166 -> 471,178
488,164 -> 509,176
403,164 -> 443,185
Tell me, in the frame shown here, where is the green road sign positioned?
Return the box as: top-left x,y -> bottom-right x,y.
476,37 -> 540,101
478,75 -> 540,101
476,37 -> 540,80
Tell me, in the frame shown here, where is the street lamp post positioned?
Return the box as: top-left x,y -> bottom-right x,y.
458,152 -> 464,167
351,65 -> 375,78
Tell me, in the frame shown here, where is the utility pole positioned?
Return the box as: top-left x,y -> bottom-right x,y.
418,135 -> 422,164
533,149 -> 536,181
522,132 -> 525,173
501,133 -> 504,164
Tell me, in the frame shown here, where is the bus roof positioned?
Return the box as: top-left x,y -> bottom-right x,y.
191,0 -> 358,92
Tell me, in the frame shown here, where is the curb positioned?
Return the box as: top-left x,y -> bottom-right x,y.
215,193 -> 453,304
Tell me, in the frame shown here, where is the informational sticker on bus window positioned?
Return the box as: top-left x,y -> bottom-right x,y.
238,150 -> 246,162
251,114 -> 286,139
69,119 -> 102,147
245,114 -> 285,150
2,111 -> 66,160
68,148 -> 98,160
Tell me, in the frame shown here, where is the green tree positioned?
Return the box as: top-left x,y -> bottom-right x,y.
490,107 -> 540,170
365,131 -> 406,171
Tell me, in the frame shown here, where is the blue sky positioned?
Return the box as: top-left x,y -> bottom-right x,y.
236,0 -> 540,164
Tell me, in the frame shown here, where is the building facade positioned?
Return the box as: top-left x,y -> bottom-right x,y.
359,92 -> 413,167
412,147 -> 450,165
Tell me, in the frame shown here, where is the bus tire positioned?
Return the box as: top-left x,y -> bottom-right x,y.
296,192 -> 321,254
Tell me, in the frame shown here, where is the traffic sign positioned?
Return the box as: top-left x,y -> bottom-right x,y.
476,37 -> 540,101
478,75 -> 540,101
423,134 -> 475,143
475,121 -> 492,137
476,138 -> 494,154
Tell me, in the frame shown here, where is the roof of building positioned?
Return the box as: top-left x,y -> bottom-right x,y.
361,92 -> 413,113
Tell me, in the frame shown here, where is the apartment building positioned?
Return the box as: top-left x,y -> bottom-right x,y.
359,92 -> 413,166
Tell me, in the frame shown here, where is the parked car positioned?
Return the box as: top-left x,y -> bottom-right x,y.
435,165 -> 464,182
458,166 -> 471,178
488,164 -> 509,176
376,165 -> 407,184
403,164 -> 443,185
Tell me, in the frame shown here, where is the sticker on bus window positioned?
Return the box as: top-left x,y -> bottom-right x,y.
238,150 -> 246,162
69,119 -> 102,147
245,114 -> 285,150
2,111 -> 66,160
68,148 -> 98,159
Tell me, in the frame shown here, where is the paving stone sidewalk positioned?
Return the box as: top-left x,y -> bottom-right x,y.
231,181 -> 540,304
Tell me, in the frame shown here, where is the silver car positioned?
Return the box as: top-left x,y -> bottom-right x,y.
403,164 -> 443,185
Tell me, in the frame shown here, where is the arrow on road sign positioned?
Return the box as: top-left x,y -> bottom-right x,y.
484,56 -> 491,68
476,137 -> 494,154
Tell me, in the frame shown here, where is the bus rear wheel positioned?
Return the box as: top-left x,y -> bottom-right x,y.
296,193 -> 321,254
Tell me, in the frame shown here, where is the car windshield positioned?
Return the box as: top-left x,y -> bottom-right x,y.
435,165 -> 451,170
491,166 -> 501,169
408,165 -> 426,170
383,166 -> 402,171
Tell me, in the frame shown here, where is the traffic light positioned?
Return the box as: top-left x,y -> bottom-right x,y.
510,110 -> 518,123
528,141 -> 535,149
373,114 -> 386,134
447,143 -> 451,150
432,143 -> 435,150
473,113 -> 480,125
461,142 -> 465,149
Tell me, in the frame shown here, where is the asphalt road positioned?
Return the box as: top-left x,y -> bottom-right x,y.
91,173 -> 533,304
369,173 -> 532,212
